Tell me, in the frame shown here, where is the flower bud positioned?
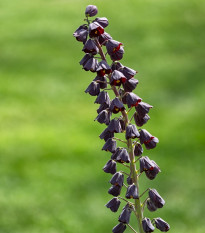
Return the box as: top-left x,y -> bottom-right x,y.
125,184 -> 139,199
123,78 -> 139,92
103,160 -> 117,174
134,113 -> 150,127
102,138 -> 117,153
147,199 -> 158,212
94,17 -> 109,28
95,91 -> 110,105
125,92 -> 142,108
89,22 -> 104,38
99,128 -> 114,141
140,129 -> 159,150
106,197 -> 121,212
112,223 -> 126,233
134,142 -> 143,156
135,102 -> 153,117
110,172 -> 124,187
85,5 -> 98,17
85,81 -> 100,96
145,160 -> 161,180
126,124 -> 140,140
154,218 -> 170,232
110,70 -> 127,86
95,110 -> 111,125
118,204 -> 132,224
107,119 -> 122,133
108,185 -> 122,196
139,156 -> 155,173
96,60 -> 112,76
142,217 -> 155,233
73,25 -> 88,44
110,97 -> 125,114
149,189 -> 165,208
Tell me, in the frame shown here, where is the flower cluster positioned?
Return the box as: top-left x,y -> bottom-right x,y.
73,5 -> 170,233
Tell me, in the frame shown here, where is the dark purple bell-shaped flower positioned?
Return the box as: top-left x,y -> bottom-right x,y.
154,218 -> 170,232
125,92 -> 142,108
123,78 -> 139,92
111,62 -> 123,71
107,119 -> 122,133
147,199 -> 158,212
97,102 -> 110,114
112,223 -> 127,233
98,32 -> 112,45
149,189 -> 165,208
139,156 -> 155,173
140,129 -> 159,150
125,184 -> 139,199
99,128 -> 114,141
110,70 -> 127,86
134,142 -> 143,156
145,160 -> 161,180
106,39 -> 123,55
110,47 -> 124,61
134,113 -> 150,127
121,66 -> 137,79
110,97 -> 125,114
113,148 -> 130,163
85,81 -> 100,96
106,197 -> 121,212
108,185 -> 122,197
95,91 -> 110,105
126,124 -> 140,140
94,17 -> 109,28
89,22 -> 104,38
118,204 -> 132,224
135,102 -> 153,117
95,109 -> 111,125
102,138 -> 116,153
119,119 -> 126,131
80,53 -> 92,66
82,39 -> 99,55
142,217 -> 155,233
93,75 -> 107,89
109,172 -> 124,187
81,56 -> 98,72
85,5 -> 98,17
96,60 -> 112,76
103,160 -> 116,174
73,25 -> 88,44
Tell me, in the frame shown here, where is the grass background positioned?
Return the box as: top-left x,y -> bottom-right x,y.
0,0 -> 205,232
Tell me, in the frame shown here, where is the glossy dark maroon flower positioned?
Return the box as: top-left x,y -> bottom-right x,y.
103,159 -> 116,174
89,22 -> 104,38
95,91 -> 110,105
94,17 -> 109,28
134,142 -> 143,156
107,119 -> 122,133
108,185 -> 122,197
110,70 -> 127,86
85,5 -> 98,17
106,197 -> 121,212
135,102 -> 153,117
85,81 -> 100,96
93,75 -> 107,89
145,160 -> 161,180
96,60 -> 112,76
154,218 -> 170,232
80,53 -> 92,66
99,128 -> 114,141
134,113 -> 150,127
110,97 -> 125,114
110,47 -> 124,61
98,32 -> 112,45
73,25 -> 88,44
112,223 -> 126,233
149,189 -> 165,208
118,204 -> 132,224
102,138 -> 117,153
126,124 -> 140,140
80,55 -> 98,72
147,199 -> 158,212
112,148 -> 130,163
109,172 -> 124,187
123,78 -> 139,92
125,184 -> 139,199
82,39 -> 99,55
142,217 -> 155,233
125,92 -> 142,108
121,66 -> 137,79
106,39 -> 123,55
95,109 -> 111,125
140,129 -> 159,150
139,156 -> 155,173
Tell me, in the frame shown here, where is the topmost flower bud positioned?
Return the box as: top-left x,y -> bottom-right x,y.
85,5 -> 98,17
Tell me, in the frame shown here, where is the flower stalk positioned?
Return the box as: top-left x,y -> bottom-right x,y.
73,5 -> 170,233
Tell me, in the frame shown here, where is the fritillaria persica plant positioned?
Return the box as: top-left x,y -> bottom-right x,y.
73,5 -> 170,233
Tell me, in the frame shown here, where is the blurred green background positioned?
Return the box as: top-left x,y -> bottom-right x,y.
0,0 -> 204,232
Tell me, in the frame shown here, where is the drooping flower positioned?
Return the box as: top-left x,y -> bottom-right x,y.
126,124 -> 140,140
140,129 -> 159,149
118,204 -> 132,224
125,92 -> 142,108
73,25 -> 88,44
94,17 -> 109,28
110,70 -> 127,86
89,22 -> 104,38
95,109 -> 111,125
125,184 -> 139,199
96,60 -> 112,76
102,138 -> 117,153
134,113 -> 150,127
108,185 -> 122,197
99,128 -> 114,141
112,223 -> 127,233
95,91 -> 110,105
135,102 -> 153,117
109,172 -> 124,187
123,78 -> 139,92
149,189 -> 165,208
154,218 -> 170,232
110,97 -> 125,114
142,217 -> 155,233
98,32 -> 112,45
85,81 -> 100,96
145,160 -> 161,180
106,39 -> 123,55
139,156 -> 155,173
110,47 -> 124,61
82,39 -> 99,55
111,62 -> 123,71
80,55 -> 98,72
147,199 -> 158,212
107,119 -> 122,133
134,142 -> 143,156
121,66 -> 137,79
93,75 -> 107,89
85,5 -> 98,17
97,102 -> 110,114
106,197 -> 121,212
103,160 -> 117,174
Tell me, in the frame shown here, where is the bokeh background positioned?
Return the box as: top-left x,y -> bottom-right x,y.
0,0 -> 205,232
